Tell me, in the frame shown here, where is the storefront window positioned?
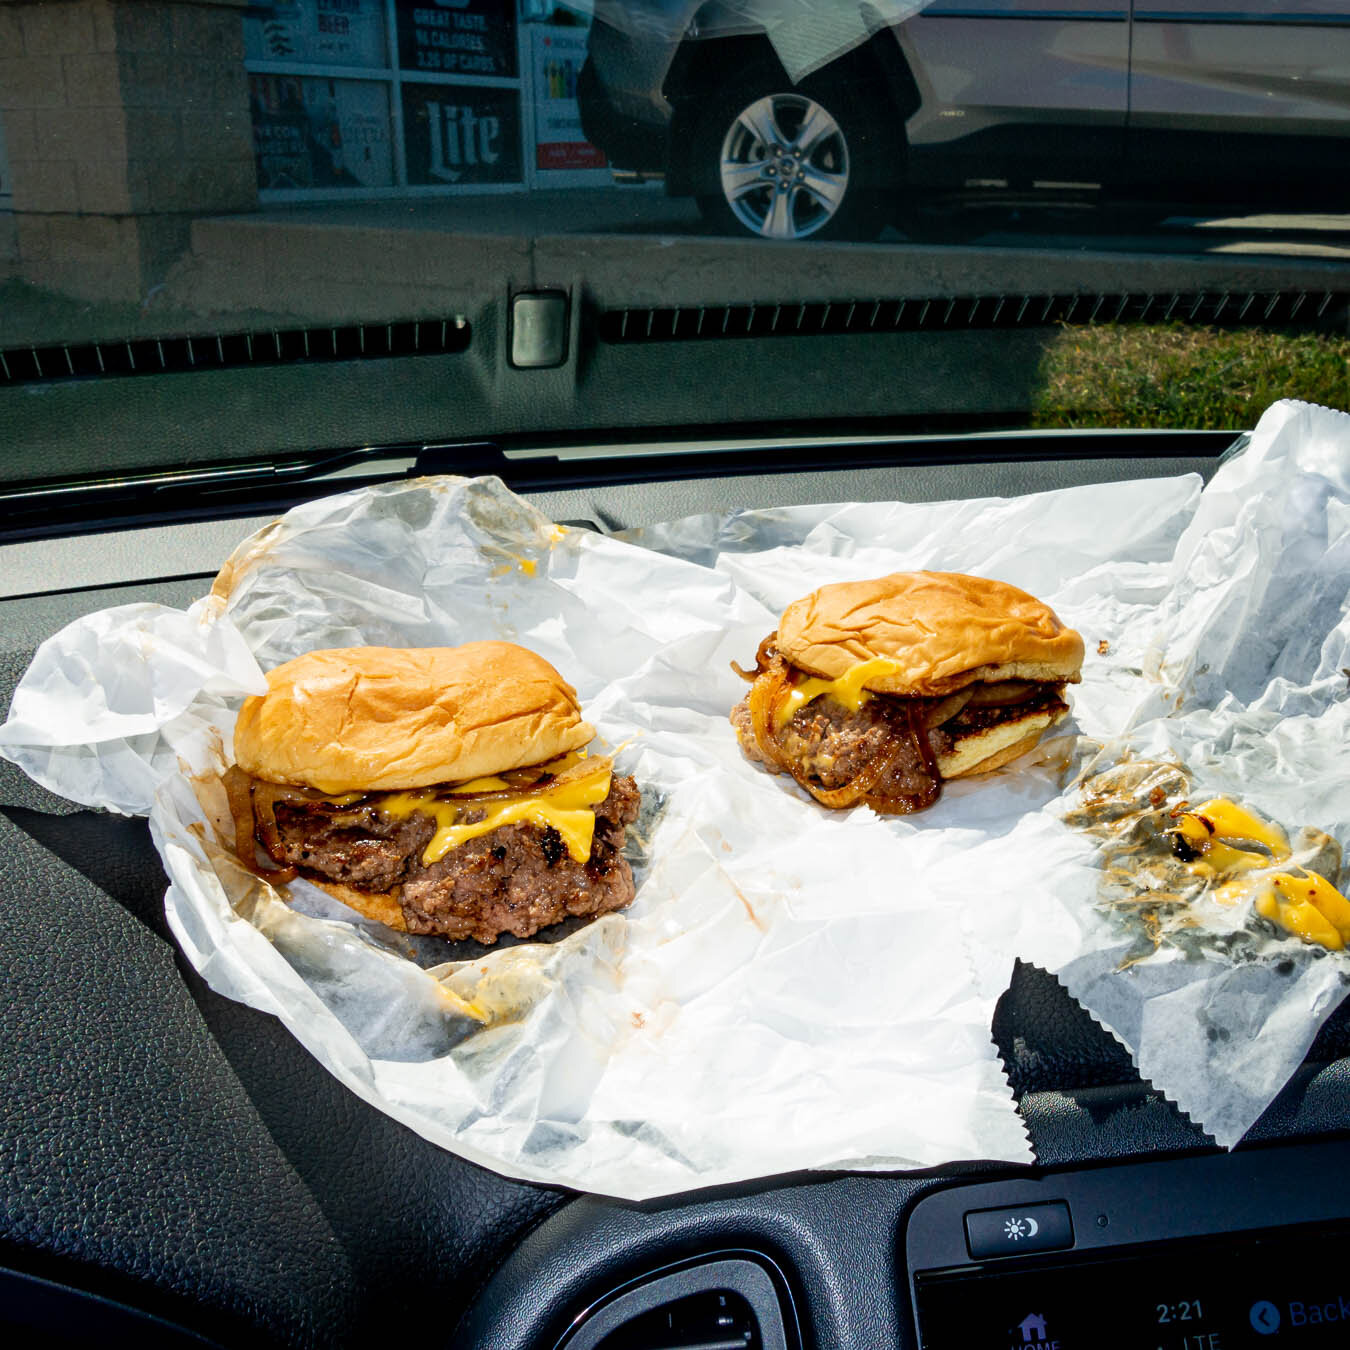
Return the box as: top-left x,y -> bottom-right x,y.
244,0 -> 389,67
396,0 -> 518,78
526,6 -> 608,184
243,0 -> 606,200
250,75 -> 395,192
402,80 -> 522,186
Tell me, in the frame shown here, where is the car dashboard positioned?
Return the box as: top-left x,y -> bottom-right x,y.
5,436 -> 1350,1350
3,247 -> 1350,1349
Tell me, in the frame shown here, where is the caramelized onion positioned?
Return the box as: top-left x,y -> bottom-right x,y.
746,659 -> 794,776
863,703 -> 942,815
964,680 -> 1041,707
222,765 -> 258,858
921,689 -> 973,728
732,633 -> 781,684
441,755 -> 613,804
249,776 -> 330,837
795,733 -> 904,808
224,768 -> 299,882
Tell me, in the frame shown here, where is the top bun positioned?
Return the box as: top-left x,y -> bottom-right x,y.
234,642 -> 594,793
776,572 -> 1084,696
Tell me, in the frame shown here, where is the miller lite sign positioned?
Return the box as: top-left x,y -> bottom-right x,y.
402,82 -> 522,186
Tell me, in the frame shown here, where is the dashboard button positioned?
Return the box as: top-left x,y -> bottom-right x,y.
965,1202 -> 1073,1259
510,291 -> 569,369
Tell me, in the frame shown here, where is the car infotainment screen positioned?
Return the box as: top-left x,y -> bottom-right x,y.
915,1221 -> 1350,1349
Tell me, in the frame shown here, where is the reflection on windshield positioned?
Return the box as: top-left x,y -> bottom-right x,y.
0,0 -> 1346,430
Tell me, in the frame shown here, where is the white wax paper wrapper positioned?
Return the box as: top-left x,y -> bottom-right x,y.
0,475 -> 1031,1199
1046,399 -> 1350,1145
626,399 -> 1350,1148
7,400 -> 1347,1188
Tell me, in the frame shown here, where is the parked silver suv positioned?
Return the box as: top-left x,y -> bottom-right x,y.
579,0 -> 1350,240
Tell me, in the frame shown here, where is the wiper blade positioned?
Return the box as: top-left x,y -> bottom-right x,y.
0,441 -> 507,543
0,426 -> 1240,546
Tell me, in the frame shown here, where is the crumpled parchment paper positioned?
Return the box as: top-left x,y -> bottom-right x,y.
626,399 -> 1350,1147
0,475 -> 1030,1199
4,399 -> 1347,1190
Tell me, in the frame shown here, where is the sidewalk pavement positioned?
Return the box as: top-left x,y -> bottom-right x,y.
5,184 -> 1348,345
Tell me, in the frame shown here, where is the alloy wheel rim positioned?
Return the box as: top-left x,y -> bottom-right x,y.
719,92 -> 850,240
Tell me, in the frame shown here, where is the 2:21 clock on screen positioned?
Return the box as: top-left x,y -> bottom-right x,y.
1157,1300 -> 1204,1323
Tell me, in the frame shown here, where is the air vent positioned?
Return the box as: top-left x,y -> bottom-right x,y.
559,1256 -> 794,1350
583,1288 -> 759,1349
599,290 -> 1348,343
0,316 -> 471,388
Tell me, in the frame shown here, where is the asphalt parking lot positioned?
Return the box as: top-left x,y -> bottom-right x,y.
157,185 -> 1349,337
905,206 -> 1350,263
244,185 -> 1350,262
6,185 -> 1347,349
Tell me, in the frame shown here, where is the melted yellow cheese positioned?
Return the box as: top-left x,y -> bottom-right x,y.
1177,797 -> 1291,877
378,762 -> 612,865
1193,798 -> 1290,857
544,748 -> 589,770
1177,798 -> 1350,951
1254,871 -> 1350,951
774,657 -> 907,730
447,775 -> 513,794
1211,880 -> 1249,907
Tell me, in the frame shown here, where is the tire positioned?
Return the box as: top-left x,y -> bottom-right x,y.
692,63 -> 898,242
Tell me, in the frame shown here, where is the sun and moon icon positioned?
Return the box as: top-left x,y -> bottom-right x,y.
1003,1214 -> 1042,1241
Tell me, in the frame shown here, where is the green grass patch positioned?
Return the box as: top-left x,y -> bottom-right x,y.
1033,322 -> 1350,430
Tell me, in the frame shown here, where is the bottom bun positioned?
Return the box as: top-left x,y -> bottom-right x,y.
304,879 -> 487,1020
309,878 -> 409,932
937,706 -> 1066,779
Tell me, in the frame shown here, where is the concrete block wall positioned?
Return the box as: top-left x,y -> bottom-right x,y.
0,0 -> 255,303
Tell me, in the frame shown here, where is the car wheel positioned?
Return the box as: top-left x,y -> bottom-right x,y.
694,70 -> 893,242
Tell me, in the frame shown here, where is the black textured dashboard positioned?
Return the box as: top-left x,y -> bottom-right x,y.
4,448 -> 1349,1350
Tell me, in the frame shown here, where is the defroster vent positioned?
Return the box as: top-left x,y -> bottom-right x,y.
0,315 -> 471,388
598,290 -> 1349,344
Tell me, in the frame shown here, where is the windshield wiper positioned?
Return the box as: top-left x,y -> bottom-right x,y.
0,442 -> 507,544
0,426 -> 1240,546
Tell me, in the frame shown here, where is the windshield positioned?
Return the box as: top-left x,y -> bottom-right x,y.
1,0 -> 1347,463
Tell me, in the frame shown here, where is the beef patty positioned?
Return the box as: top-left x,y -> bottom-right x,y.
731,679 -> 1066,809
260,775 -> 641,944
732,695 -> 942,801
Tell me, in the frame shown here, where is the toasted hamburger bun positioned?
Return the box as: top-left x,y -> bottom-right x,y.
731,571 -> 1080,812
776,571 -> 1084,698
935,709 -> 1064,780
234,642 -> 594,794
310,879 -> 410,932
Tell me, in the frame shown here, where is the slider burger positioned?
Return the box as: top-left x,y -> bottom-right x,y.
731,572 -> 1084,814
226,642 -> 640,944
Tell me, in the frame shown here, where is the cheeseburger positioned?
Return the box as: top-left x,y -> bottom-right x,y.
731,572 -> 1083,814
227,642 -> 640,944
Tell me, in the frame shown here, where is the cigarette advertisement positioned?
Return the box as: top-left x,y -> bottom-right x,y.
529,24 -> 608,182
